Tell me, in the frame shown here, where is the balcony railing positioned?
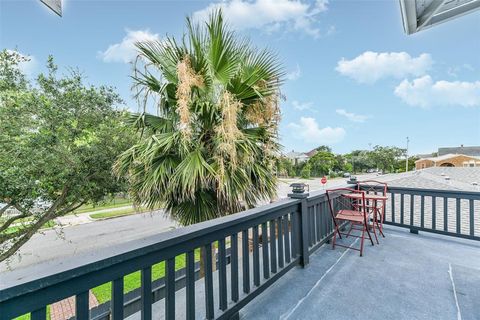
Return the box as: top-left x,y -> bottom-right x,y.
369,186 -> 479,241
0,186 -> 478,320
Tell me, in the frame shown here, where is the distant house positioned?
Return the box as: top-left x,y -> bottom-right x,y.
415,154 -> 480,170
416,153 -> 435,159
415,145 -> 480,170
438,145 -> 480,157
304,148 -> 318,158
285,150 -> 309,164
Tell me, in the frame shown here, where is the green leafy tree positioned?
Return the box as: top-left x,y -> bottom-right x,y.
344,150 -> 375,173
343,162 -> 353,173
115,11 -> 283,226
276,157 -> 295,177
312,145 -> 332,153
333,154 -> 346,172
395,156 -> 418,172
369,146 -> 406,173
0,51 -> 133,262
300,163 -> 311,179
307,150 -> 336,177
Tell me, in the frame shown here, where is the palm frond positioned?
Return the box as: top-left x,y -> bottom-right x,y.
117,9 -> 283,226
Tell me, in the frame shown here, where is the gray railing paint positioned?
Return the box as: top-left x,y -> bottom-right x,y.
1,186 -> 478,320
360,185 -> 480,241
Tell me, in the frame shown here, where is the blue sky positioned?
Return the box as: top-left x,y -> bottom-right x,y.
1,0 -> 479,155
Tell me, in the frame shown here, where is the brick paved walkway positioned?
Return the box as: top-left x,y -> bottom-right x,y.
50,291 -> 98,320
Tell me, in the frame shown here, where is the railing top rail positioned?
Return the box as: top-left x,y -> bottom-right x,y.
2,182 -> 479,306
0,197 -> 300,302
383,185 -> 480,198
305,189 -> 327,202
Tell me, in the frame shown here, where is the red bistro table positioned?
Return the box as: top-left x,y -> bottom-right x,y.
341,192 -> 388,243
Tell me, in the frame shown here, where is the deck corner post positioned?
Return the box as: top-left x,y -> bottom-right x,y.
299,199 -> 310,267
410,228 -> 419,234
288,192 -> 310,268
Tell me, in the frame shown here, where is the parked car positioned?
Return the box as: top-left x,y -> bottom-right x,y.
343,172 -> 351,178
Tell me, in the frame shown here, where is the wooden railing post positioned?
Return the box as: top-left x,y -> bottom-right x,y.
288,192 -> 309,268
299,199 -> 310,267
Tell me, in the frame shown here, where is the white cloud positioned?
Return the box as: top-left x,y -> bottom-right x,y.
288,117 -> 345,144
394,75 -> 480,108
325,25 -> 336,36
7,49 -> 37,76
292,100 -> 313,111
193,0 -> 330,39
335,109 -> 369,122
99,29 -> 160,63
447,64 -> 474,77
336,51 -> 433,84
286,64 -> 301,81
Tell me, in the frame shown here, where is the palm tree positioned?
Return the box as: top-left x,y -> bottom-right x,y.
115,10 -> 284,226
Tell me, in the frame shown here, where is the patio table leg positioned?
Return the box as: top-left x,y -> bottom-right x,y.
371,202 -> 379,244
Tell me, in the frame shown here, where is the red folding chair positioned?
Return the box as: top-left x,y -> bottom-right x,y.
326,188 -> 374,257
356,180 -> 388,238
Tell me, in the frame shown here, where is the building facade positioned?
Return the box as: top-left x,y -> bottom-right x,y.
415,154 -> 480,170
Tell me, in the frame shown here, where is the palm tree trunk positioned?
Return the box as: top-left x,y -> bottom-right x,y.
198,243 -> 217,279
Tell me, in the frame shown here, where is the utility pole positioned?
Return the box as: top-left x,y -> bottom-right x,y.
405,137 -> 410,172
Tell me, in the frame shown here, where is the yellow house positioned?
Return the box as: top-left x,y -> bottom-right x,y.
415,154 -> 480,170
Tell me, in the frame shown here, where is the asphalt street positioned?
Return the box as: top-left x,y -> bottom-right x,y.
0,210 -> 175,275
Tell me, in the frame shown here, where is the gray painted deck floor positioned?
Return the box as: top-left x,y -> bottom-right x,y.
241,226 -> 480,320
126,226 -> 479,320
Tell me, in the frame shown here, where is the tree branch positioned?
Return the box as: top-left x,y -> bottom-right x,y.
0,204 -> 12,218
0,228 -> 25,243
12,203 -> 32,215
0,212 -> 31,233
56,200 -> 85,217
0,209 -> 59,263
0,187 -> 71,263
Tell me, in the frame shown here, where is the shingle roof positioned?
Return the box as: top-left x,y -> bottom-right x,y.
376,167 -> 480,191
415,153 -> 480,163
438,146 -> 480,157
285,151 -> 308,159
305,149 -> 318,157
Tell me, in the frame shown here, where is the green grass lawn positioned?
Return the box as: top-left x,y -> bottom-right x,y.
91,250 -> 201,304
89,207 -> 141,220
14,306 -> 51,320
13,251 -> 200,318
72,197 -> 133,214
4,220 -> 56,235
0,216 -> 32,224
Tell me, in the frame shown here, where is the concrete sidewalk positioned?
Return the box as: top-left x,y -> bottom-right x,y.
55,205 -> 135,227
